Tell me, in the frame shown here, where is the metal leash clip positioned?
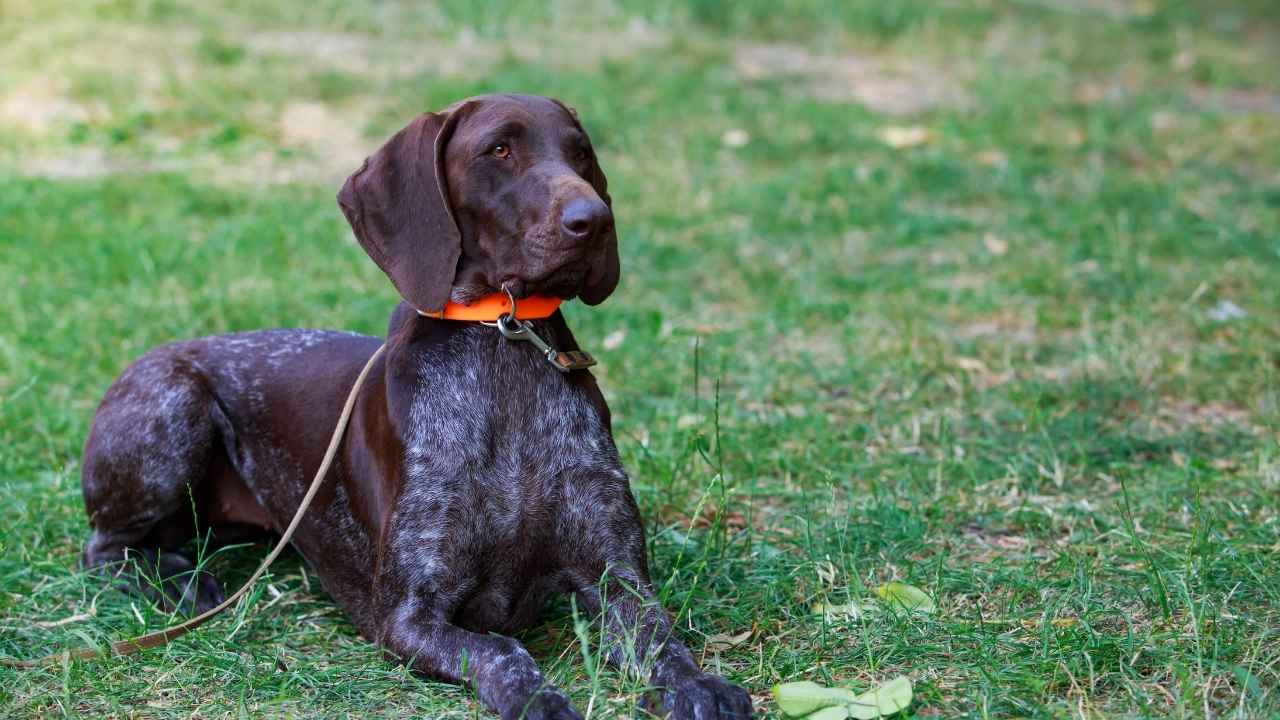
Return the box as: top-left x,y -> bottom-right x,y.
492,288 -> 597,373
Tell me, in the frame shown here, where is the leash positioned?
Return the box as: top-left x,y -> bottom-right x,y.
2,343 -> 386,668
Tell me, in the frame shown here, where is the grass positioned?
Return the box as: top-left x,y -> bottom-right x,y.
1,0 -> 1278,717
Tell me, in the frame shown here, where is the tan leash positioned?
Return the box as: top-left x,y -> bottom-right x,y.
2,344 -> 386,668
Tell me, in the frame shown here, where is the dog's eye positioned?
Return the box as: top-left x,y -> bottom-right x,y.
574,148 -> 589,163
489,143 -> 511,159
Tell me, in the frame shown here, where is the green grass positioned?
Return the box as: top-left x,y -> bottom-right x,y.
2,0 -> 1278,717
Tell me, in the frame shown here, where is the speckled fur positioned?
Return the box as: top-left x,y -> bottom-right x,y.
376,319 -> 641,633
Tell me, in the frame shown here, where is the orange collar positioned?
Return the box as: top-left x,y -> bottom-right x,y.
417,294 -> 561,322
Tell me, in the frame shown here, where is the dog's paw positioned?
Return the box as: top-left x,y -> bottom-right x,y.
658,672 -> 753,719
504,689 -> 583,720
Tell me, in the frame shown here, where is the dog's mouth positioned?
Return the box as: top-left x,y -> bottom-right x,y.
542,259 -> 592,296
449,262 -> 589,306
506,262 -> 589,300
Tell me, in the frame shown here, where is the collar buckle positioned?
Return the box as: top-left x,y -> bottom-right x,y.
494,311 -> 596,373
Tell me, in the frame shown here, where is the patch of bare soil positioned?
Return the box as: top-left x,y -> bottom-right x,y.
1154,399 -> 1259,434
245,29 -> 498,77
244,30 -> 374,64
0,21 -> 204,146
955,311 -> 1037,344
10,100 -> 374,186
17,147 -> 115,179
0,75 -> 90,132
734,44 -> 968,115
510,21 -> 668,71
245,21 -> 666,78
274,99 -> 371,182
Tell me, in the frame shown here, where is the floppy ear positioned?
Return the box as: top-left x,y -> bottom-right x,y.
337,105 -> 473,313
552,100 -> 619,306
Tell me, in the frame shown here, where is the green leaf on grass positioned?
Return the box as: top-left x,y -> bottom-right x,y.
811,600 -> 870,620
772,681 -> 857,716
773,677 -> 913,719
848,676 -> 913,719
874,582 -> 935,613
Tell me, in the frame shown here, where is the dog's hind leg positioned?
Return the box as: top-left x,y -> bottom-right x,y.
83,532 -> 224,615
80,349 -> 227,615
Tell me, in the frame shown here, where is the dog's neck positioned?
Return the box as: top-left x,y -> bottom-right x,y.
386,302 -> 568,361
415,293 -> 561,322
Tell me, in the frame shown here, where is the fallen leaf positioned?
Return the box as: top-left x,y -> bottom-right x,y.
878,125 -> 932,149
816,560 -> 838,587
1208,300 -> 1247,322
676,414 -> 701,430
812,601 -> 869,620
848,676 -> 913,719
679,503 -> 752,531
773,677 -> 914,719
997,534 -> 1029,550
952,357 -> 989,374
975,149 -> 1006,167
874,582 -> 935,614
773,681 -> 857,717
1019,616 -> 1077,630
704,627 -> 754,653
602,329 -> 626,350
982,233 -> 1008,256
722,128 -> 750,148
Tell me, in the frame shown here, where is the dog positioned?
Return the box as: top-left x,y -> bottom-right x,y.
79,94 -> 753,719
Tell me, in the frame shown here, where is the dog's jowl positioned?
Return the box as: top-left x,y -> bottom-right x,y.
80,95 -> 752,719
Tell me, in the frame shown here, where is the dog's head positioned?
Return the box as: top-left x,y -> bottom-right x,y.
338,94 -> 618,313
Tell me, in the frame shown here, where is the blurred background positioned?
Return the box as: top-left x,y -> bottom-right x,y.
1,1 -> 1277,717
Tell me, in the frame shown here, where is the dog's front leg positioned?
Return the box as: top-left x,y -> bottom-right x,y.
576,573 -> 753,719
381,608 -> 581,720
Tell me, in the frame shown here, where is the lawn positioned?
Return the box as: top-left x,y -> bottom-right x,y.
1,0 -> 1278,717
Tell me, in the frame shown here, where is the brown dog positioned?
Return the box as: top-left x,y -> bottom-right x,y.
80,94 -> 752,719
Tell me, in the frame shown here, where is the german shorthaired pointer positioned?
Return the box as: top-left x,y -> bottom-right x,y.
80,94 -> 753,719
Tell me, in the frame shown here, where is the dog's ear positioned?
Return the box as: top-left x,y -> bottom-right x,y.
552,100 -> 619,306
338,104 -> 474,313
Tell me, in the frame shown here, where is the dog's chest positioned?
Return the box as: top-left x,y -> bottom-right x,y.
386,325 -> 623,617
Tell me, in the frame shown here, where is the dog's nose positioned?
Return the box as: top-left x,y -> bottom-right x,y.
560,197 -> 612,242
